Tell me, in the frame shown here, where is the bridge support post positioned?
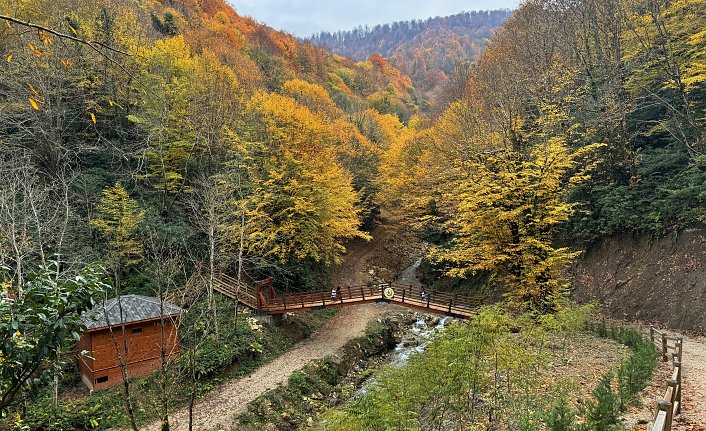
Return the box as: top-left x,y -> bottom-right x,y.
254,313 -> 283,326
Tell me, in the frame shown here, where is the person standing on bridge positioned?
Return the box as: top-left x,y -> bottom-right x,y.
331,286 -> 337,300
420,286 -> 426,300
336,285 -> 341,300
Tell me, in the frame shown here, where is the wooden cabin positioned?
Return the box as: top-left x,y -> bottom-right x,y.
78,295 -> 183,391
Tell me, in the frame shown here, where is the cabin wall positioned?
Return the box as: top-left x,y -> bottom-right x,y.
77,333 -> 94,391
80,318 -> 180,391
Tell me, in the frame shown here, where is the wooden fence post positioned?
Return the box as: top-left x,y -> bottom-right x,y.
674,359 -> 682,414
662,333 -> 668,362
658,399 -> 673,430
650,326 -> 655,344
667,379 -> 678,409
674,337 -> 684,363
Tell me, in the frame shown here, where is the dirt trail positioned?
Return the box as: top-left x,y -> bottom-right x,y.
676,334 -> 706,429
142,304 -> 389,431
630,331 -> 706,430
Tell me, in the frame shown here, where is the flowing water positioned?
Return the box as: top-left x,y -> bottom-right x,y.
356,258 -> 453,395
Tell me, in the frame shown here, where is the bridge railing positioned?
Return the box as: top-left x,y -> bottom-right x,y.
259,282 -> 482,317
262,284 -> 385,312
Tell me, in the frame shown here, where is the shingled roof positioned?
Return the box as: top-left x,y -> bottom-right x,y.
81,295 -> 184,330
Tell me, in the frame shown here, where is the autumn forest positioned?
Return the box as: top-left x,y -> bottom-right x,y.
1,0 -> 705,429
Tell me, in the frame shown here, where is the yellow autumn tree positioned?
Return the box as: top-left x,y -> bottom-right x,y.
281,79 -> 340,119
422,34 -> 603,311
90,182 -> 144,289
130,37 -> 240,206
236,91 -> 369,264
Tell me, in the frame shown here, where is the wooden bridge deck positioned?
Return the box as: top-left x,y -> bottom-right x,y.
213,275 -> 481,319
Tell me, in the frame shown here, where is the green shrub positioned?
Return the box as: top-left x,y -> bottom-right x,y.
582,374 -> 621,431
20,399 -> 107,431
517,411 -> 539,431
588,322 -> 658,410
617,340 -> 657,409
545,396 -> 577,431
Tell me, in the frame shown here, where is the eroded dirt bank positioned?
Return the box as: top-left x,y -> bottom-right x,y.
572,226 -> 706,333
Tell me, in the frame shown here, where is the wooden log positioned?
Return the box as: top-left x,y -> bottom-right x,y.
652,410 -> 667,431
658,399 -> 673,430
677,337 -> 683,363
667,379 -> 678,409
674,359 -> 682,414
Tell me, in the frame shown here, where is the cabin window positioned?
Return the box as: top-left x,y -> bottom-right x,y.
95,376 -> 108,384
132,327 -> 143,334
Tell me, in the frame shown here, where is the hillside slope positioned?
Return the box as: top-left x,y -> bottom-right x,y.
572,227 -> 706,333
311,10 -> 512,104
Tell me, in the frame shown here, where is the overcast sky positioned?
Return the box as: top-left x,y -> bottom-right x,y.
229,0 -> 520,37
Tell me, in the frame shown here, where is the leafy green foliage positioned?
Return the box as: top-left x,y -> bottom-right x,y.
15,398 -> 105,431
316,304 -> 593,430
0,263 -> 107,412
587,323 -> 658,410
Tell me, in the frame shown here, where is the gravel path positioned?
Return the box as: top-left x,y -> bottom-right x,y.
142,303 -> 389,431
676,334 -> 706,429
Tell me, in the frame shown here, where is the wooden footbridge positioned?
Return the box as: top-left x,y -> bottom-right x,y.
212,274 -> 481,319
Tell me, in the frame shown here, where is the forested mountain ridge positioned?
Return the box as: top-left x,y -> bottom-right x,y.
311,10 -> 512,104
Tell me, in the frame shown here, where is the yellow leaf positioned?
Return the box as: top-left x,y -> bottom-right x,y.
90,113 -> 97,124
108,99 -> 114,107
68,23 -> 78,35
27,83 -> 39,96
28,98 -> 40,111
28,43 -> 41,58
6,54 -> 12,63
39,31 -> 52,45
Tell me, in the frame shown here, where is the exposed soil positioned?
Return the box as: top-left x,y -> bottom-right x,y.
545,334 -> 630,397
572,226 -> 706,333
331,214 -> 423,287
571,227 -> 706,426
